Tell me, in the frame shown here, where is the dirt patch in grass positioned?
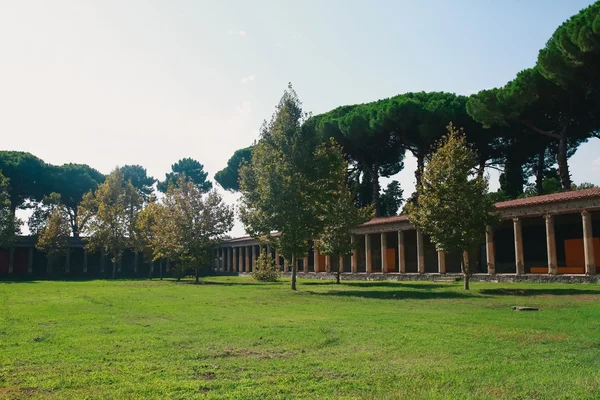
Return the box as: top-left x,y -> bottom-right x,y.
210,346 -> 294,360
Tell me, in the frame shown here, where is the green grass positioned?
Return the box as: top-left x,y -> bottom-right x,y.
2,277 -> 600,399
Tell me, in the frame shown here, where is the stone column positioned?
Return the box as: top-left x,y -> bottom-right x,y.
582,210 -> 596,275
233,248 -> 238,272
513,218 -> 524,275
303,252 -> 309,273
325,255 -> 331,273
314,248 -> 321,272
544,215 -> 557,275
398,230 -> 406,273
416,229 -> 425,274
485,225 -> 496,275
381,232 -> 388,273
437,250 -> 446,274
351,236 -> 358,273
65,249 -> 71,273
134,251 -> 139,274
8,247 -> 14,274
365,234 -> 372,273
28,247 -> 34,275
239,248 -> 244,272
245,246 -> 251,272
83,249 -> 88,273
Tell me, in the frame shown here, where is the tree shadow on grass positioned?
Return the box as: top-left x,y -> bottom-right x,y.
301,280 -> 454,291
480,288 -> 600,297
307,289 -> 474,300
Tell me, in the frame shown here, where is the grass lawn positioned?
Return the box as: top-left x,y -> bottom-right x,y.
1,277 -> 600,399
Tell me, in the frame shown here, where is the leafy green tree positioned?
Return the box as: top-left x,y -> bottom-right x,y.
28,192 -> 63,236
467,68 -> 593,191
158,158 -> 212,193
408,124 -> 495,290
379,180 -> 404,216
214,146 -> 253,191
36,208 -> 71,274
239,84 -> 335,290
78,168 -> 142,278
251,249 -> 280,282
0,151 -> 48,213
314,140 -> 373,284
134,200 -> 163,279
120,165 -> 156,201
573,182 -> 599,190
0,172 -> 21,247
47,163 -> 105,237
152,177 -> 234,283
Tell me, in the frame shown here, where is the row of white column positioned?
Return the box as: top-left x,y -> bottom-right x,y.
215,211 -> 596,276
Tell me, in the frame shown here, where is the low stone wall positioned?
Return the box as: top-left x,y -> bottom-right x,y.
235,272 -> 600,284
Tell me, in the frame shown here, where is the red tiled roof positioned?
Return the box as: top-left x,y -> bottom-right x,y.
494,187 -> 600,209
359,188 -> 600,227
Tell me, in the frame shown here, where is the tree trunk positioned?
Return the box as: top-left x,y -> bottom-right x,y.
415,151 -> 425,190
462,251 -> 470,290
477,158 -> 486,179
159,260 -> 163,280
371,162 -> 380,216
336,254 -> 341,285
195,267 -> 199,283
557,133 -> 571,191
291,255 -> 297,291
112,258 -> 116,279
536,148 -> 545,195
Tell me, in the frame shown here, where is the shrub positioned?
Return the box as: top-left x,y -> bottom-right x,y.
252,249 -> 280,282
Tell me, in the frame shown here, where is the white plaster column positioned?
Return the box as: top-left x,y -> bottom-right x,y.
28,247 -> 34,275
416,229 -> 424,274
398,230 -> 406,273
513,218 -> 524,275
582,210 -> 596,275
314,247 -> 321,272
381,232 -> 388,273
339,255 -> 344,273
365,234 -> 372,273
325,255 -> 331,273
485,225 -> 496,275
437,250 -> 446,274
8,247 -> 14,274
544,215 -> 557,275
351,236 -> 357,273
83,248 -> 88,273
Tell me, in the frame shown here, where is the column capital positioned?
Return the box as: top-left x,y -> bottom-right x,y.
512,217 -> 520,223
582,210 -> 591,218
544,214 -> 554,222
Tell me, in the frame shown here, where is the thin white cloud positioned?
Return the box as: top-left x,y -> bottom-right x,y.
241,74 -> 255,84
592,157 -> 600,172
227,30 -> 246,37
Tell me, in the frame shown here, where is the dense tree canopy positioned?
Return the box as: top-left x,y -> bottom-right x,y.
0,151 -> 48,213
158,158 -> 212,193
214,146 -> 253,191
120,165 -> 156,201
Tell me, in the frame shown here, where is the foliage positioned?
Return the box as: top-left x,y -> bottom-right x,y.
379,180 -> 403,216
150,177 -> 234,282
28,192 -> 64,236
78,168 -> 142,278
0,151 -> 49,212
36,207 -> 71,268
251,249 -> 280,282
0,171 -> 21,246
158,158 -> 212,193
47,164 -> 105,237
313,139 -> 373,283
239,84 -> 336,290
408,125 -> 495,290
214,146 -> 253,191
120,165 -> 156,201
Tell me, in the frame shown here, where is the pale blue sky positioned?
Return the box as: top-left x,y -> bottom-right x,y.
1,0 -> 598,236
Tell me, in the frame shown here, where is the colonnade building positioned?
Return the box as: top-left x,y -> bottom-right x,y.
216,188 -> 600,280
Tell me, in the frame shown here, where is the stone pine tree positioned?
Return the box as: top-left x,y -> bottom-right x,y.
314,140 -> 373,284
158,158 -> 213,193
408,124 -> 495,290
78,168 -> 142,278
239,84 -> 332,291
0,171 -> 20,248
36,208 -> 71,274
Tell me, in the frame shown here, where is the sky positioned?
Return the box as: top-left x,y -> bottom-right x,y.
1,0 -> 599,237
